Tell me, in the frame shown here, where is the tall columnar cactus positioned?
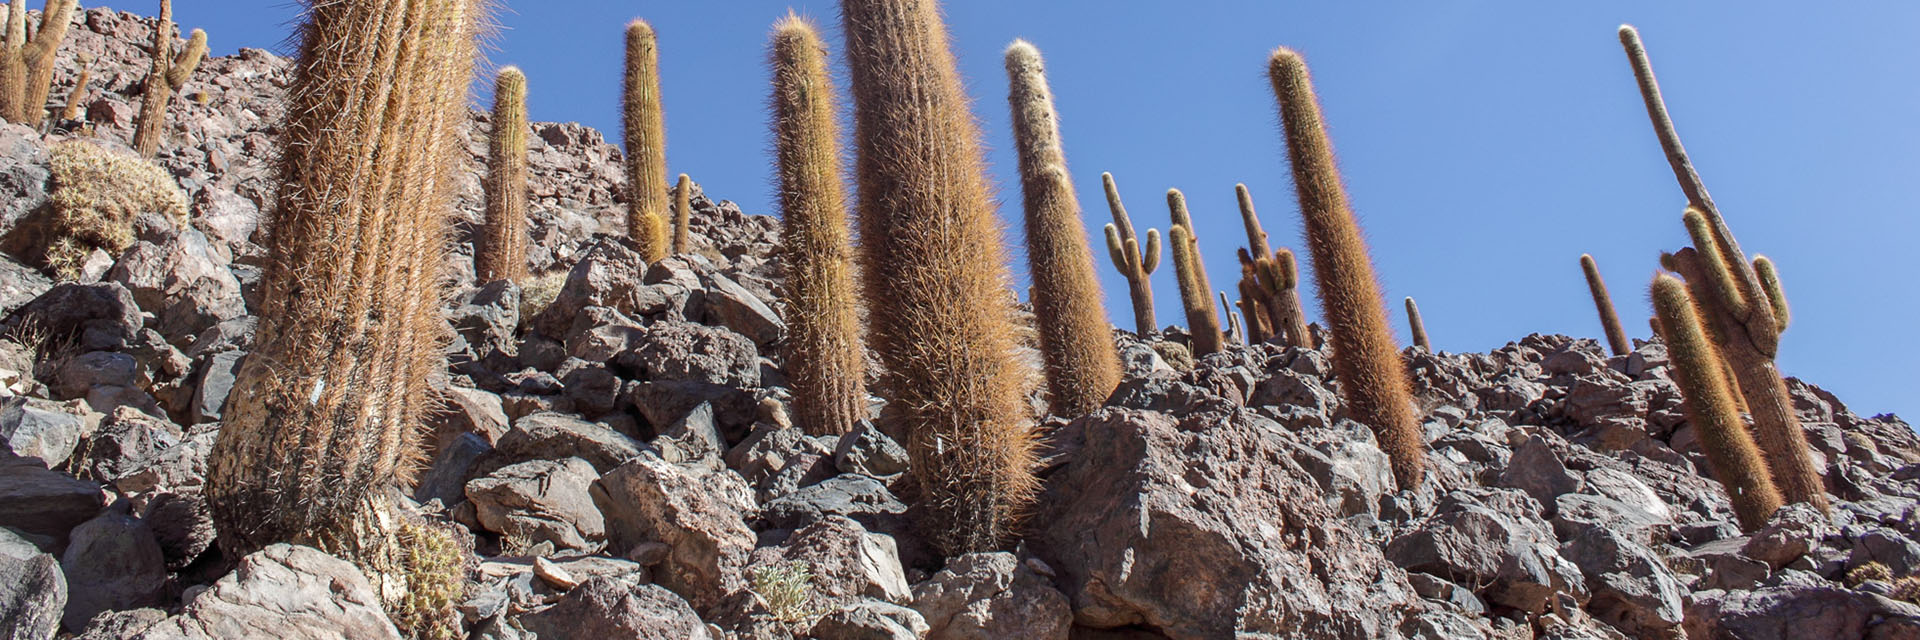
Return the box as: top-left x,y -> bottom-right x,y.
1166,189 -> 1221,355
768,16 -> 867,437
1269,47 -> 1425,490
0,0 -> 76,126
1003,39 -> 1120,418
60,67 -> 87,122
1650,274 -> 1783,531
476,66 -> 529,284
131,0 -> 205,157
206,0 -> 483,567
1620,25 -> 1827,512
841,0 -> 1038,555
1101,172 -> 1160,336
672,173 -> 692,255
1579,254 -> 1630,356
1404,297 -> 1430,352
622,19 -> 670,261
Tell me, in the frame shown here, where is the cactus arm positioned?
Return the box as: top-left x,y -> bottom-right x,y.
1141,228 -> 1161,275
4,0 -> 23,52
1235,183 -> 1270,259
1165,188 -> 1193,231
1103,223 -> 1128,273
1275,248 -> 1299,289
164,29 -> 206,90
1753,255 -> 1788,332
1683,207 -> 1750,319
1101,172 -> 1135,242
23,0 -> 75,63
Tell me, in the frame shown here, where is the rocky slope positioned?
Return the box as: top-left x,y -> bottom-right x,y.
2,7 -> 1919,640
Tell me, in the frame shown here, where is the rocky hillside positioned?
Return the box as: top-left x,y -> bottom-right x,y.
2,6 -> 1919,640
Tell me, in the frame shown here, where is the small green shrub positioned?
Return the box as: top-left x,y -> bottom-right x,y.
44,141 -> 187,279
516,271 -> 566,329
750,560 -> 821,625
1846,562 -> 1892,587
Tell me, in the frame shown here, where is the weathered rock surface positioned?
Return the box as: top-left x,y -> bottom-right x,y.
130,544 -> 403,640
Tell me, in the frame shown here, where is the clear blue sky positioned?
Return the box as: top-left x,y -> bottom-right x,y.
175,2 -> 1918,422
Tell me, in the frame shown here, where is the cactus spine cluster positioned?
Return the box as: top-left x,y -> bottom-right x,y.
1269,47 -> 1426,490
1003,39 -> 1120,418
1167,189 -> 1222,355
1650,274 -> 1783,531
1620,25 -> 1827,513
1579,254 -> 1630,356
841,0 -> 1037,554
768,16 -> 868,437
0,0 -> 75,126
1404,297 -> 1429,351
206,0 -> 483,563
131,0 -> 205,157
622,19 -> 670,261
476,66 -> 529,284
1101,172 -> 1161,336
672,173 -> 692,255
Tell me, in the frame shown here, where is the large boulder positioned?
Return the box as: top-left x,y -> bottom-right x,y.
60,510 -> 167,632
105,229 -> 244,341
910,553 -> 1070,640
463,457 -> 605,553
1387,487 -> 1587,615
516,577 -> 708,640
1032,408 -> 1422,638
750,515 -> 911,604
0,527 -> 64,640
1684,585 -> 1920,640
0,453 -> 106,541
593,451 -> 755,613
0,397 -> 86,465
130,544 -> 403,639
1,282 -> 143,352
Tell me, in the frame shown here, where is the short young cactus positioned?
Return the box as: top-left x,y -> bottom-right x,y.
1101,172 -> 1161,336
131,0 -> 205,157
1579,254 -> 1630,356
672,173 -> 692,255
476,67 -> 529,284
1404,297 -> 1429,352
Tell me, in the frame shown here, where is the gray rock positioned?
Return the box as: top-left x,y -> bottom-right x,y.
629,320 -> 758,388
0,251 -> 51,320
1496,436 -> 1581,514
762,474 -> 907,532
0,527 -> 65,640
490,412 -> 645,475
0,397 -> 84,465
1557,524 -> 1684,637
2,282 -> 144,352
1849,528 -> 1920,578
1388,487 -> 1586,615
140,492 -> 214,570
1034,409 -> 1421,639
106,229 -> 244,340
811,600 -> 929,640
60,510 -> 167,632
188,349 -> 242,424
131,544 -> 403,639
1684,585 -> 1920,640
910,553 -> 1070,640
0,453 -> 105,541
52,351 -> 139,400
654,401 -> 723,467
413,432 -> 491,506
529,239 -> 655,341
464,457 -> 605,553
1743,504 -> 1835,570
749,515 -> 910,604
834,422 -> 910,478
517,577 -> 708,640
701,271 -> 784,346
71,608 -> 167,640
593,451 -> 755,612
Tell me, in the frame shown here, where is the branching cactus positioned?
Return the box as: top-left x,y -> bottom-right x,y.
1404,297 -> 1430,352
841,0 -> 1038,555
1253,248 -> 1312,349
206,0 -> 484,577
131,0 -> 205,157
1101,172 -> 1160,336
622,19 -> 670,261
1167,189 -> 1221,355
476,66 -> 529,284
1579,254 -> 1630,356
1003,39 -> 1120,418
0,0 -> 76,125
768,15 -> 867,437
1235,257 -> 1272,343
1269,46 -> 1425,490
672,173 -> 692,255
1650,274 -> 1783,531
1620,25 -> 1827,512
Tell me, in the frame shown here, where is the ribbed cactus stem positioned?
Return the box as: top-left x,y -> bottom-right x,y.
672,173 -> 692,255
1579,254 -> 1630,356
1167,190 -> 1221,355
60,67 -> 87,121
1101,172 -> 1160,336
207,0 -> 484,565
0,0 -> 75,125
1258,248 -> 1312,349
1752,255 -> 1789,332
1269,46 -> 1425,490
1651,274 -> 1783,531
1236,259 -> 1272,344
132,0 -> 204,157
1236,183 -> 1272,260
1404,297 -> 1429,352
1003,39 -> 1120,418
770,15 -> 867,437
1623,26 -> 1824,512
842,0 -> 1038,555
622,19 -> 670,261
476,66 -> 529,284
